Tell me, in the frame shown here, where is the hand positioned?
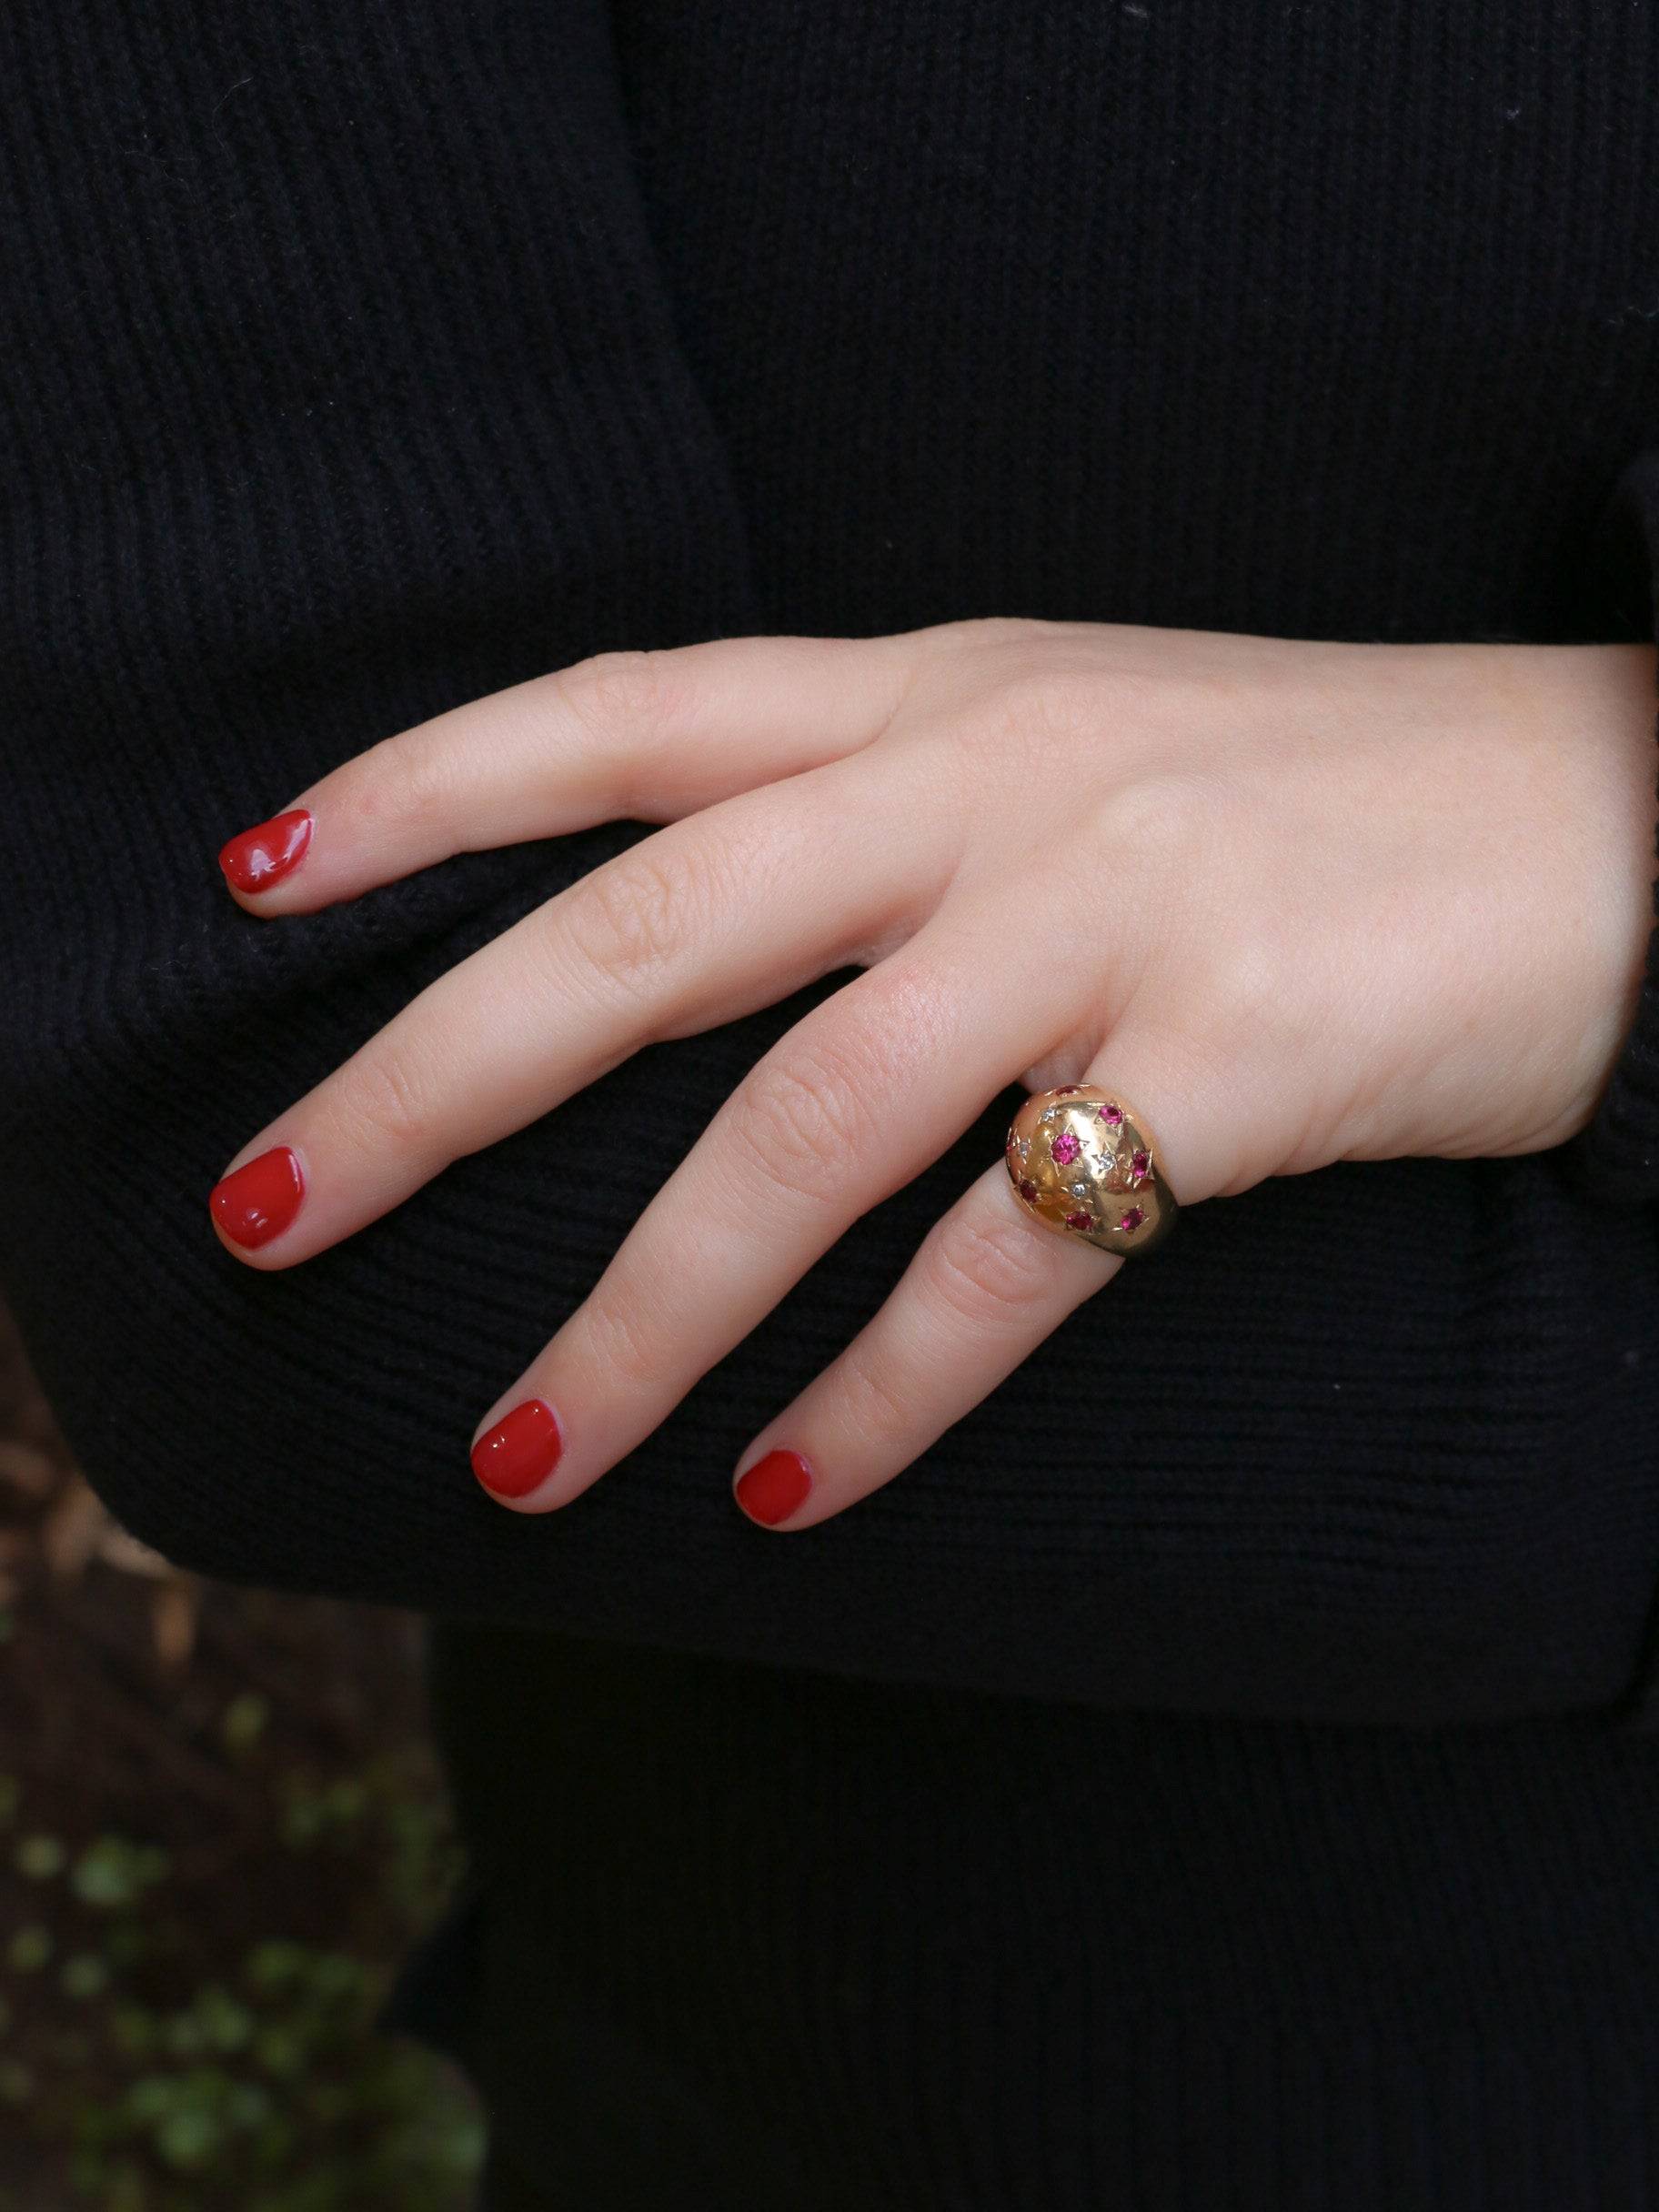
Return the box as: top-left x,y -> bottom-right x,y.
207,618 -> 1659,1527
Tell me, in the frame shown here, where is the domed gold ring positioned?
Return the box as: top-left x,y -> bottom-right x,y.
1004,1085 -> 1179,1258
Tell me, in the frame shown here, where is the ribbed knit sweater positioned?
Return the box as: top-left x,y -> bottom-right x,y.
5,4 -> 1659,2192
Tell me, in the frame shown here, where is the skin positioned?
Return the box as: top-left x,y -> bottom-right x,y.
209,617 -> 1659,1526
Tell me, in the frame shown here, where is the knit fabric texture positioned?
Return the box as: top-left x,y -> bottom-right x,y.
3,0 -> 1659,1734
389,1622 -> 1659,2210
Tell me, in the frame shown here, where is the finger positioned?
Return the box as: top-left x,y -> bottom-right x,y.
216,629 -> 932,914
208,764 -> 948,1266
466,915 -> 1083,1512
725,1049 -> 1236,1530
730,1163 -> 1112,1527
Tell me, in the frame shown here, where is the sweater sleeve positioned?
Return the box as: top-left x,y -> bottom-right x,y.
1556,453 -> 1659,1211
1557,451 -> 1659,1729
7,0 -> 1659,1736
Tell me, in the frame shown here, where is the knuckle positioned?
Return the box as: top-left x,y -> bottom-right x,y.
950,664 -> 1105,783
924,1203 -> 1054,1327
729,1035 -> 882,1208
555,649 -> 686,756
335,1044 -> 437,1163
342,728 -> 460,834
949,613 -> 1062,650
561,836 -> 709,1000
999,664 -> 1103,745
833,1341 -> 917,1449
1101,767 -> 1215,860
386,730 -> 460,827
1073,773 -> 1222,950
578,1287 -> 661,1397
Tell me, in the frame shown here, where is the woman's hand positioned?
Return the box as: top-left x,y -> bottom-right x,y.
207,618 -> 1659,1527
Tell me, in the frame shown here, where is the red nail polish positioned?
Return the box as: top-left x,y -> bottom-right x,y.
218,808 -> 313,893
734,1448 -> 812,1527
209,1146 -> 306,1249
471,1399 -> 564,1500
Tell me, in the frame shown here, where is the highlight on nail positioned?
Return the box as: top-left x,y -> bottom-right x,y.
471,1397 -> 565,1501
209,1144 -> 307,1250
218,808 -> 314,894
734,1447 -> 813,1527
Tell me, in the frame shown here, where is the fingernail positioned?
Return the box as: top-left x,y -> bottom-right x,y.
471,1399 -> 565,1500
734,1448 -> 812,1527
209,1145 -> 306,1249
218,808 -> 313,894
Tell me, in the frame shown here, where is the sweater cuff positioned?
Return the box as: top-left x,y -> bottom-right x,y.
1555,452 -> 1659,1209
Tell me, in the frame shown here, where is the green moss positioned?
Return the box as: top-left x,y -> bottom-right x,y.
7,1925 -> 52,1973
4,1614 -> 481,2207
14,1834 -> 65,1880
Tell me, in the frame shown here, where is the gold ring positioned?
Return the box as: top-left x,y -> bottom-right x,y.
1004,1084 -> 1179,1257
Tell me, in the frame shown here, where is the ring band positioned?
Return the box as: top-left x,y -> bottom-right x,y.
1004,1084 -> 1179,1257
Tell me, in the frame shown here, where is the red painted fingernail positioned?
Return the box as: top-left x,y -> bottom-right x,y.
734,1448 -> 812,1527
218,808 -> 313,894
471,1399 -> 565,1500
209,1145 -> 306,1249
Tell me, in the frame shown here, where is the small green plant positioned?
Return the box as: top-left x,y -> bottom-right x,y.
2,1692 -> 483,2211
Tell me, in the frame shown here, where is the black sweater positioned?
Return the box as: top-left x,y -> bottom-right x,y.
5,1 -> 1659,1734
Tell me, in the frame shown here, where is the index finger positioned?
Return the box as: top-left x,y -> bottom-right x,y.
216,630 -> 930,914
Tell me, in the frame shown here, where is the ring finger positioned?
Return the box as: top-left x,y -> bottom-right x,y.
729,1051 -> 1222,1528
